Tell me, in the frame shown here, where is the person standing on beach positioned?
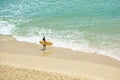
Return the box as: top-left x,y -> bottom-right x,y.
42,36 -> 46,50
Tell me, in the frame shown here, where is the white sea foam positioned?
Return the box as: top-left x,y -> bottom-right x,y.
13,34 -> 120,61
0,19 -> 120,61
0,20 -> 15,35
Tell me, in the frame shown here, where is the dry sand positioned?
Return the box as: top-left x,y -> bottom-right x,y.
0,35 -> 120,80
0,63 -> 84,80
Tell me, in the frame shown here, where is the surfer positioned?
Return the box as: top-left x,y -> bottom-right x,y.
42,36 -> 46,50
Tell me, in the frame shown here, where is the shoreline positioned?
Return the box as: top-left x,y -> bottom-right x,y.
0,35 -> 120,67
13,35 -> 120,61
0,35 -> 120,80
1,34 -> 120,62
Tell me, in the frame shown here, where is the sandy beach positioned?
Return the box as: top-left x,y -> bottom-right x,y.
0,35 -> 120,80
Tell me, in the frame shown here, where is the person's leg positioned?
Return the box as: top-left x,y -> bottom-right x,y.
44,45 -> 46,50
43,45 -> 46,50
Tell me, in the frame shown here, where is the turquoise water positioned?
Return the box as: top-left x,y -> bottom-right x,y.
0,0 -> 120,60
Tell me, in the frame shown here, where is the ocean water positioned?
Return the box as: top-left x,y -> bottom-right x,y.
0,0 -> 120,60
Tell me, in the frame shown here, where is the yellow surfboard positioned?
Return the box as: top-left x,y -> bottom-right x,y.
39,40 -> 53,46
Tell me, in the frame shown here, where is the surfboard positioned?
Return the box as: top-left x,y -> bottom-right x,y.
39,40 -> 53,46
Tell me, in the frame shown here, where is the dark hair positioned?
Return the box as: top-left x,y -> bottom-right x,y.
43,36 -> 46,41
